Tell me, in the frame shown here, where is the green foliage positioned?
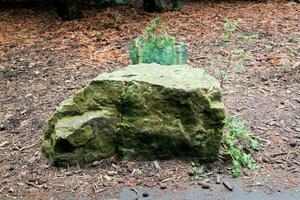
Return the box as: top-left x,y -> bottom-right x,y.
250,139 -> 259,151
130,18 -> 186,65
190,161 -> 205,180
222,34 -> 232,42
143,17 -> 168,36
215,18 -> 257,87
138,37 -> 177,65
242,34 -> 258,42
217,68 -> 229,81
224,19 -> 238,32
235,61 -> 246,73
231,49 -> 252,59
222,19 -> 238,42
223,117 -> 260,177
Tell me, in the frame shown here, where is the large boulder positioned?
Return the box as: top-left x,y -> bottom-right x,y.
42,64 -> 226,165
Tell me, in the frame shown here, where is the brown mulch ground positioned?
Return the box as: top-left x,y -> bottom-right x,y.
0,0 -> 299,199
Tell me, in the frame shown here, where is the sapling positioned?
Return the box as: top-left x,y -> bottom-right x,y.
213,19 -> 256,87
129,18 -> 186,65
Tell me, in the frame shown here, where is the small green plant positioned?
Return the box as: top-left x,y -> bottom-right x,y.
231,49 -> 252,59
242,34 -> 258,42
222,19 -> 238,42
190,161 -> 205,180
214,19 -> 256,86
235,61 -> 246,73
130,18 -> 186,65
222,117 -> 260,177
215,64 -> 229,88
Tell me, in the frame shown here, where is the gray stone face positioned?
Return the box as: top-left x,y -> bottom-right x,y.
42,64 -> 226,165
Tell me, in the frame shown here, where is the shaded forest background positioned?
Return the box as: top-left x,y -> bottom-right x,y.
3,0 -> 297,20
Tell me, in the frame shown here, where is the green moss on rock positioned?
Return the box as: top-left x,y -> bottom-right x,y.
42,110 -> 118,165
42,64 -> 226,165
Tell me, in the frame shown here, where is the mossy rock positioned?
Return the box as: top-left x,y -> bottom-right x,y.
42,64 -> 226,166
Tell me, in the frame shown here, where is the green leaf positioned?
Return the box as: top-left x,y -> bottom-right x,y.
223,117 -> 260,177
250,139 -> 259,150
231,160 -> 241,177
242,34 -> 258,42
222,34 -> 232,42
223,19 -> 238,33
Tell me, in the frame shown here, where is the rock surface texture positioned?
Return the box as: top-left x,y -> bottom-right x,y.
42,64 -> 226,165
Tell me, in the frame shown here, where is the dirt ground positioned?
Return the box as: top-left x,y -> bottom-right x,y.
0,0 -> 299,199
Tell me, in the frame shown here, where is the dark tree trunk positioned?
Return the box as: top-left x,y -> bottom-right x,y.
171,0 -> 181,11
142,0 -> 181,13
55,0 -> 83,20
143,0 -> 164,12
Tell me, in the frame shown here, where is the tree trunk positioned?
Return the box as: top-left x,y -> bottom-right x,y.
55,0 -> 84,20
142,0 -> 181,12
143,0 -> 165,12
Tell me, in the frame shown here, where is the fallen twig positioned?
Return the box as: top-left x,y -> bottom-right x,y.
20,137 -> 43,151
130,188 -> 139,200
25,182 -> 44,189
271,148 -> 299,158
0,141 -> 8,148
161,178 -> 172,183
223,181 -> 233,191
270,152 -> 288,157
0,187 -> 6,194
